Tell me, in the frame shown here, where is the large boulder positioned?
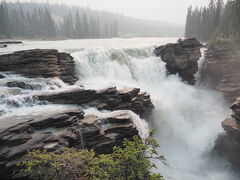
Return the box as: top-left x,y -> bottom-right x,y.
0,49 -> 77,85
154,38 -> 202,85
201,41 -> 240,103
37,87 -> 154,117
215,97 -> 240,169
0,109 -> 139,179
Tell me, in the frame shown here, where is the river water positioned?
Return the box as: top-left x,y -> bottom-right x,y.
0,38 -> 238,180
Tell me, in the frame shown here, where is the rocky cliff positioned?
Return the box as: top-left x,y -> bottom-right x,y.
0,49 -> 77,85
215,97 -> 240,169
201,41 -> 240,103
154,38 -> 202,85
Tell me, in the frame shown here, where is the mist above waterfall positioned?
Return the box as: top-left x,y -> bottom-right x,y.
0,38 -> 239,180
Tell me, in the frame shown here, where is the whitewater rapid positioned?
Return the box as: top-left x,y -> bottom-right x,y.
0,38 -> 238,180
72,45 -> 238,180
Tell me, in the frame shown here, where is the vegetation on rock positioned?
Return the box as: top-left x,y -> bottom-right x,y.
19,131 -> 165,180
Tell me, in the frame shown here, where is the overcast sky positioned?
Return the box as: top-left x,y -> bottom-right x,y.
10,0 -> 213,24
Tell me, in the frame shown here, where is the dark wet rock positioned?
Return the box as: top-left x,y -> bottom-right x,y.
0,44 -> 8,48
6,81 -> 41,90
215,97 -> 240,169
0,74 -> 6,79
77,110 -> 139,154
0,109 -> 140,179
38,88 -> 98,105
0,41 -> 22,44
0,49 -> 77,85
201,41 -> 240,103
154,37 -> 202,85
37,87 -> 154,116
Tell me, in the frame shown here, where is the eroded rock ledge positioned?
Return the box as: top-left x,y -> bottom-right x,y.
154,38 -> 202,85
0,87 -> 154,178
0,49 -> 77,85
37,87 -> 154,117
215,97 -> 240,169
0,110 -> 139,178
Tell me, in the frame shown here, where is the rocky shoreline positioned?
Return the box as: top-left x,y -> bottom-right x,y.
0,86 -> 154,178
0,48 -> 155,179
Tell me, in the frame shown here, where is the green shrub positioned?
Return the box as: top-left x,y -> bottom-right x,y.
19,130 -> 165,180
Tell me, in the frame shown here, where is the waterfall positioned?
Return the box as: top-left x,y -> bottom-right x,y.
0,38 -> 238,180
72,46 -> 238,180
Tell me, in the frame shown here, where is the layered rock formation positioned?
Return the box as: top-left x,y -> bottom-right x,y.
37,87 -> 153,117
0,109 -> 139,178
6,81 -> 41,90
0,85 -> 154,178
202,41 -> 240,103
154,38 -> 202,85
0,48 -> 157,179
0,49 -> 77,85
215,97 -> 240,169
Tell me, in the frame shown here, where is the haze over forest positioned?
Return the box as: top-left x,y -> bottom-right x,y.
0,0 -> 186,39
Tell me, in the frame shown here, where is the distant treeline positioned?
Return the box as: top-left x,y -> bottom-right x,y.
185,0 -> 240,41
0,1 -> 118,39
0,1 -> 184,39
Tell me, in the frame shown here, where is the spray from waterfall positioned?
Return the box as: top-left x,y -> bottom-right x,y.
72,45 -> 238,180
0,38 -> 238,180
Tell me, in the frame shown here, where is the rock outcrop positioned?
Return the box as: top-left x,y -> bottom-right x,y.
0,41 -> 22,44
37,87 -> 154,117
0,109 -> 139,179
6,81 -> 41,90
154,38 -> 202,85
215,97 -> 240,169
0,49 -> 77,85
201,41 -> 240,103
0,74 -> 6,79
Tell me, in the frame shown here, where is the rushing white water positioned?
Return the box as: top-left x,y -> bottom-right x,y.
70,42 -> 238,180
0,38 -> 238,179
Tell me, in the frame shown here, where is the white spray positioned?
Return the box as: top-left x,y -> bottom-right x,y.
72,45 -> 238,180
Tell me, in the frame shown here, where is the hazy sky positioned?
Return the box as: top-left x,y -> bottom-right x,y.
11,0 -> 213,24
54,0 -> 211,24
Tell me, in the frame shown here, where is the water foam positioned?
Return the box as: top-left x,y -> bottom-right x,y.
72,45 -> 238,180
0,38 -> 238,180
